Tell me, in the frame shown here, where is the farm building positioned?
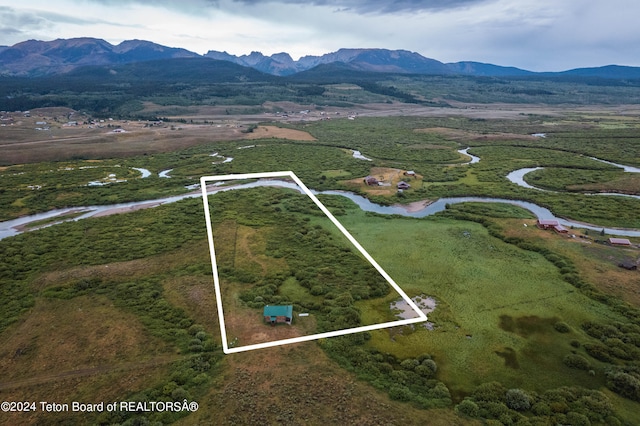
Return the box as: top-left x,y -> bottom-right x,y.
397,181 -> 411,190
553,224 -> 568,233
536,219 -> 568,233
608,238 -> 632,246
404,170 -> 416,177
537,219 -> 559,229
364,176 -> 379,186
263,305 -> 293,325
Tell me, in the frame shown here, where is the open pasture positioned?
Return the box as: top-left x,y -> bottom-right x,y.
342,212 -> 623,391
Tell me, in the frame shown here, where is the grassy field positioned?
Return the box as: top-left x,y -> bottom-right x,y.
2,105 -> 640,424
348,214 -> 613,385
336,205 -> 640,423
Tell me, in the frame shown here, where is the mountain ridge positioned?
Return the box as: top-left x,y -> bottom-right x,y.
1,37 -> 639,80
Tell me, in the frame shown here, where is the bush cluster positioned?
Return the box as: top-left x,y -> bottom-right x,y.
456,383 -> 617,424
214,188 -> 391,332
322,335 -> 451,409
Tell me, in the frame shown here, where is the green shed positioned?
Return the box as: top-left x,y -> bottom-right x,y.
263,305 -> 293,325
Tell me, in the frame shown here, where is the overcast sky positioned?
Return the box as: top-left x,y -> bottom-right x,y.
0,0 -> 638,71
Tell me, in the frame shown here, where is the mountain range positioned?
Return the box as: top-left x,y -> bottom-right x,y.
2,37 -> 640,80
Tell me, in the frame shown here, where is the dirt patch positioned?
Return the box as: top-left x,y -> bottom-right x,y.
1,361 -> 172,425
243,125 -> 317,141
223,300 -> 304,347
343,166 -> 419,196
0,121 -> 244,164
90,201 -> 163,218
393,199 -> 434,213
0,296 -> 172,382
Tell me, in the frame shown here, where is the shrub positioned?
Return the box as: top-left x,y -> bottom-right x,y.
554,321 -> 571,333
400,358 -> 420,371
421,358 -> 438,374
605,416 -> 622,426
506,388 -> 532,411
428,382 -> 451,400
566,411 -> 590,426
388,385 -> 412,401
456,399 -> 479,417
415,364 -> 435,378
481,401 -> 510,418
473,382 -> 507,402
605,369 -> 640,401
531,402 -> 551,416
310,285 -> 326,295
584,343 -> 613,362
563,354 -> 591,370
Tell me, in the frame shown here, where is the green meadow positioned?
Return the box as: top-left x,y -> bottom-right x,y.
346,211 -> 619,389
2,110 -> 640,424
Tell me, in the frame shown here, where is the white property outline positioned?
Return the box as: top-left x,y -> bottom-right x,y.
200,171 -> 427,354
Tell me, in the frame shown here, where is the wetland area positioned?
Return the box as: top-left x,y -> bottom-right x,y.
1,103 -> 640,425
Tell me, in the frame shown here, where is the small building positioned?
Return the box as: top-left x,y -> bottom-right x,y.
404,170 -> 416,178
609,238 -> 632,246
364,176 -> 379,186
263,305 -> 293,325
553,224 -> 569,233
537,219 -> 559,230
397,181 -> 411,190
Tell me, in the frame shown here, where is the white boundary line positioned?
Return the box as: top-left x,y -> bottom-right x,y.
200,171 -> 427,354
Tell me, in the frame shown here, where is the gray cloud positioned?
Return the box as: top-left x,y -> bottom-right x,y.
0,5 -> 136,46
0,6 -> 106,32
230,0 -> 487,13
82,0 -> 486,14
2,0 -> 638,70
0,6 -> 47,30
0,6 -> 52,43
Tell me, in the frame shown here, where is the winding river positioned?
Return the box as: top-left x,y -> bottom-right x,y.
457,148 -> 480,164
506,159 -> 640,200
3,148 -> 639,239
2,178 -> 640,241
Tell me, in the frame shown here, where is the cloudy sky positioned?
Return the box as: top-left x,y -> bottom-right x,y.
0,0 -> 638,71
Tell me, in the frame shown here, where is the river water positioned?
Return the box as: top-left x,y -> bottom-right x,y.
506,159 -> 640,200
457,148 -> 480,164
2,179 -> 640,240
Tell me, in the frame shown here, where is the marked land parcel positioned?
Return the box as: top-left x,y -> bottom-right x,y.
200,171 -> 427,353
